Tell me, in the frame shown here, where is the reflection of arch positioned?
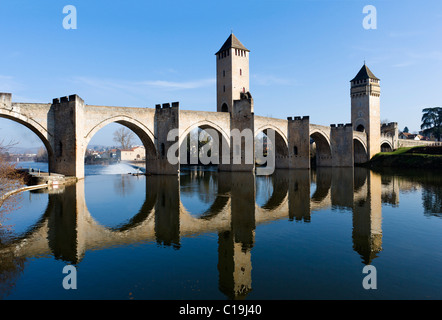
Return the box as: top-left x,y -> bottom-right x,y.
107,191 -> 157,232
198,195 -> 230,220
84,115 -> 157,159
354,167 -> 368,192
1,193 -> 53,247
354,138 -> 368,164
257,175 -> 288,210
180,172 -> 231,220
84,177 -> 157,234
310,130 -> 332,167
311,167 -> 332,202
0,113 -> 54,167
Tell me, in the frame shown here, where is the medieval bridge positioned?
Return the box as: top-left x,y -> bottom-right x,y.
0,91 -> 393,179
0,34 -> 420,179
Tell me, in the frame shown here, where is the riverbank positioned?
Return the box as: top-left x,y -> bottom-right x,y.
364,146 -> 442,169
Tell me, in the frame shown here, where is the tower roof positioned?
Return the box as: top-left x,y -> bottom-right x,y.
215,33 -> 249,55
351,64 -> 379,82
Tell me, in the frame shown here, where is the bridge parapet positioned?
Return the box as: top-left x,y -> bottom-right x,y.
0,92 -> 12,109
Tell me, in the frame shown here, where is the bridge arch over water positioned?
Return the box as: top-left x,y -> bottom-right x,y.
83,114 -> 157,160
310,129 -> 332,167
0,103 -> 55,169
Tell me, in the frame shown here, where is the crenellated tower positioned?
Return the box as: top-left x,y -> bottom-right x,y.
216,33 -> 250,113
350,64 -> 381,159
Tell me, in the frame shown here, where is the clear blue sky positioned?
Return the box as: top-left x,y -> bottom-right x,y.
1,0 -> 441,149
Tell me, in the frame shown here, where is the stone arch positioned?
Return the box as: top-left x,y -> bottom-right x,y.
254,124 -> 289,147
254,125 -> 289,168
83,115 -> 157,159
179,120 -> 230,148
380,141 -> 393,152
0,111 -> 54,169
354,138 -> 369,164
310,129 -> 332,167
179,120 -> 231,166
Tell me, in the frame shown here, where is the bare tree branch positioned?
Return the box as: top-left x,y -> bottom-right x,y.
113,127 -> 135,150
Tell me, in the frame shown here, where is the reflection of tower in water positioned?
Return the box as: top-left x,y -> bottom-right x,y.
218,173 -> 255,300
352,171 -> 383,265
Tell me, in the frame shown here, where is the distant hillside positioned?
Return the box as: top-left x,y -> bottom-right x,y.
8,146 -> 40,154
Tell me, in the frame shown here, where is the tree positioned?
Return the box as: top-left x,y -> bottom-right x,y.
35,147 -> 48,162
0,139 -> 24,228
403,126 -> 409,133
421,107 -> 442,141
113,127 -> 135,149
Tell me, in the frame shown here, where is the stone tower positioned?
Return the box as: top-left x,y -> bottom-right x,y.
350,64 -> 381,159
216,33 -> 250,113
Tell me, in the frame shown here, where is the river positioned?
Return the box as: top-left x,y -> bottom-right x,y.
0,163 -> 441,299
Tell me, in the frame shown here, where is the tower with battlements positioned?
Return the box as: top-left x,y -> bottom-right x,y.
351,64 -> 381,158
216,33 -> 250,113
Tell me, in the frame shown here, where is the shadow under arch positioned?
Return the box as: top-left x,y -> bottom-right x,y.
354,138 -> 368,164
380,141 -> 393,152
310,130 -> 332,167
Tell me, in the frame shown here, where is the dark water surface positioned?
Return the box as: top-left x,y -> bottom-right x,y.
1,164 -> 441,300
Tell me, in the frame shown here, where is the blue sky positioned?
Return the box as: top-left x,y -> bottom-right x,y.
1,0 -> 441,149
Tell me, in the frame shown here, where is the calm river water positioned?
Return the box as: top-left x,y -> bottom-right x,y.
0,163 -> 441,300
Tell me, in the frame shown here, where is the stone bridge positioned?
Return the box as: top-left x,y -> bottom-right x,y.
0,92 -> 379,179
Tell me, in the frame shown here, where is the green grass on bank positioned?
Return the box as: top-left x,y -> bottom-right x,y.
367,146 -> 442,169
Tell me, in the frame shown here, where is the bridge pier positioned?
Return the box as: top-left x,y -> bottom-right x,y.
148,102 -> 180,175
288,116 -> 310,169
51,95 -> 86,179
331,123 -> 354,167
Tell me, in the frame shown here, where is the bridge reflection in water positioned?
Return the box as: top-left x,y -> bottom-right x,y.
1,168 -> 394,299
